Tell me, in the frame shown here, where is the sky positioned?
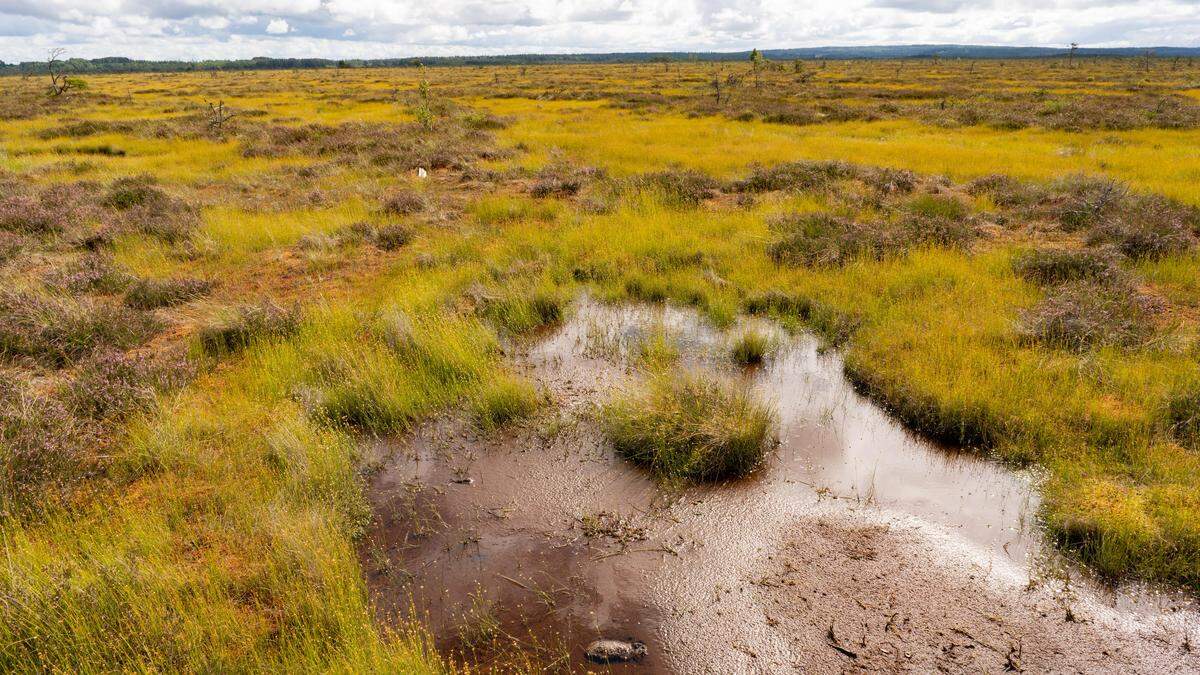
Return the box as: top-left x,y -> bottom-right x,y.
0,0 -> 1198,63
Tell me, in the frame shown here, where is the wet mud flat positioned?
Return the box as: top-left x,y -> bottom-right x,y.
359,297 -> 1200,673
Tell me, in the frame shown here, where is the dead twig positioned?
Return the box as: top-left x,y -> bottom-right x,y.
826,622 -> 859,659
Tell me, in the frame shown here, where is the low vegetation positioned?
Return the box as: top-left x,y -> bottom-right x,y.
603,372 -> 775,480
470,373 -> 541,430
4,56 -> 1200,670
730,329 -> 774,365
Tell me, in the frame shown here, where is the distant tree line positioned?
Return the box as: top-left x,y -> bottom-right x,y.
3,46 -> 1199,77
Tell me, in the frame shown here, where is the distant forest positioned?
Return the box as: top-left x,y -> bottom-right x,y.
4,45 -> 1200,76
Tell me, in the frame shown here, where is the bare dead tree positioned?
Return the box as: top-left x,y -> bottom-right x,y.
1068,42 -> 1079,68
205,100 -> 238,131
1140,49 -> 1156,73
46,48 -> 78,97
710,66 -> 723,104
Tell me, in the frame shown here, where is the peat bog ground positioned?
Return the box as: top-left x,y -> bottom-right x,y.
4,57 -> 1200,671
361,298 -> 1200,672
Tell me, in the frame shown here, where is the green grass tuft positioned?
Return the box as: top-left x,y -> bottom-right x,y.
730,329 -> 774,365
470,373 -> 541,431
603,372 -> 775,481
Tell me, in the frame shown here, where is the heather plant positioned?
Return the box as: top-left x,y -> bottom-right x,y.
67,349 -> 194,420
1013,247 -> 1125,286
0,379 -> 101,518
1019,280 -> 1160,351
43,254 -> 132,294
0,291 -> 158,367
381,189 -> 427,215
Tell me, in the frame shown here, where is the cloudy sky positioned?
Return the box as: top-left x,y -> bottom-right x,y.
0,0 -> 1197,63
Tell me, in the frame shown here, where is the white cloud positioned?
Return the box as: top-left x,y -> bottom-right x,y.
0,0 -> 1197,62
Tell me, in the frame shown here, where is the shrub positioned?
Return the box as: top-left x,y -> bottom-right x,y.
43,254 -> 131,294
1085,196 -> 1197,260
0,231 -> 27,263
461,111 -> 509,130
470,375 -> 540,430
730,330 -> 774,365
768,212 -> 900,266
101,176 -> 197,243
198,301 -> 301,356
529,162 -> 601,199
898,212 -> 979,250
966,174 -> 1042,207
67,350 -> 193,420
102,175 -> 169,211
735,160 -> 856,193
1019,281 -> 1160,351
124,277 -> 213,310
860,166 -> 919,195
0,195 -> 68,235
0,291 -> 158,367
0,379 -> 98,517
1013,247 -> 1123,286
754,206 -> 977,268
373,224 -> 414,251
381,189 -> 426,215
240,120 -> 496,171
1045,175 -> 1128,231
602,372 -> 775,481
621,169 -> 720,207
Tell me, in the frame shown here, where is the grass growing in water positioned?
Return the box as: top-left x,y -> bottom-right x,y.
471,373 -> 541,431
730,329 -> 774,365
603,372 -> 775,481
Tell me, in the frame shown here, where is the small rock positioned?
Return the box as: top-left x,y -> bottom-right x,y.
585,638 -> 647,664
451,477 -> 474,485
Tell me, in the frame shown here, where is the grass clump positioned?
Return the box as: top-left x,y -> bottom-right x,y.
474,283 -> 567,335
471,195 -> 559,225
635,325 -> 680,369
603,372 -> 775,481
730,329 -> 774,365
198,301 -> 301,356
102,175 -> 169,211
470,373 -> 540,431
124,277 -> 213,309
907,193 -> 970,221
1162,385 -> 1200,450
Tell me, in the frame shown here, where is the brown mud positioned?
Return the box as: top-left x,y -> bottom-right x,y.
360,297 -> 1200,673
